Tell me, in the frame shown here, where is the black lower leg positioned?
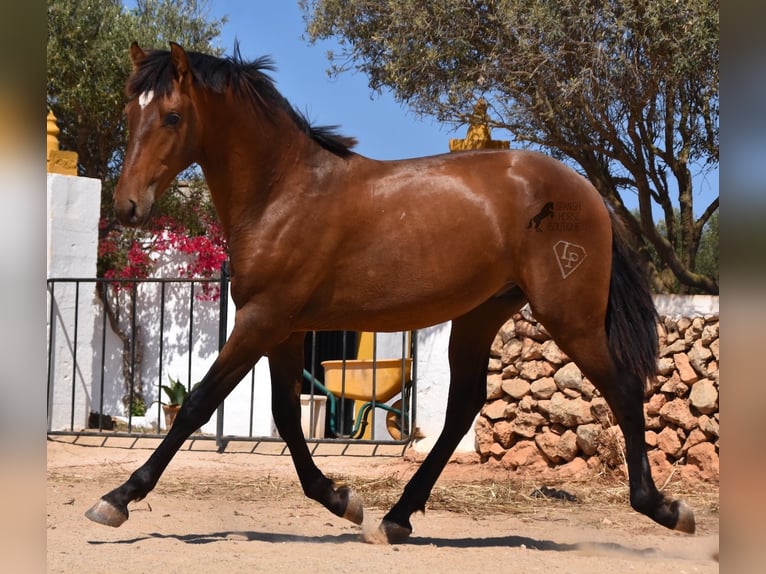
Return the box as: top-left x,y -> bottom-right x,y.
269,334 -> 364,524
608,374 -> 695,532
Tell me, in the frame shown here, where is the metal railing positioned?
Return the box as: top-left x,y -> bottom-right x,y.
46,270 -> 415,448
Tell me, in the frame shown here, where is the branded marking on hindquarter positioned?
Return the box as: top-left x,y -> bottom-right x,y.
554,240 -> 587,279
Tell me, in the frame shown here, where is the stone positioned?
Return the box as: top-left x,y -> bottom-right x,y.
502,364 -> 520,378
647,449 -> 673,486
500,440 -> 548,471
580,379 -> 597,399
497,320 -> 517,344
682,428 -> 708,453
530,377 -> 557,400
486,373 -> 505,400
676,316 -> 692,334
521,338 -> 543,361
474,416 -> 494,457
698,414 -> 719,438
519,360 -> 555,381
645,393 -> 667,416
645,430 -> 658,447
657,357 -> 676,376
660,371 -> 688,397
659,398 -> 698,431
482,397 -> 510,421
660,338 -> 687,357
490,333 -> 505,358
502,378 -> 531,400
673,353 -> 699,384
656,426 -> 682,457
557,429 -> 579,462
597,426 -> 626,468
555,456 -> 589,481
488,357 -> 503,372
489,442 -> 507,459
511,411 -> 547,439
686,442 -> 719,482
554,362 -> 583,392
547,393 -> 594,427
535,431 -> 563,463
590,397 -> 614,427
688,340 -> 712,376
541,340 -> 568,364
535,429 -> 577,463
644,414 -> 663,431
700,323 -> 718,346
575,424 -> 602,456
689,379 -> 718,414
492,420 -> 515,448
709,338 -> 719,360
502,339 -> 523,364
518,395 -> 537,412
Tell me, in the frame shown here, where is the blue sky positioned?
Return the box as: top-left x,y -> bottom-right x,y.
141,1 -> 719,217
203,1 -> 463,160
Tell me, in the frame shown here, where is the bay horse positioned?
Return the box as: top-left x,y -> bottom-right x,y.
86,42 -> 695,542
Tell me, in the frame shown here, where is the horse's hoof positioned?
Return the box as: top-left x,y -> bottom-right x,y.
674,499 -> 695,534
379,519 -> 412,544
342,489 -> 364,525
85,498 -> 128,527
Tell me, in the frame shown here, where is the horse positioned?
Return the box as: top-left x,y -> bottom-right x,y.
85,42 -> 695,542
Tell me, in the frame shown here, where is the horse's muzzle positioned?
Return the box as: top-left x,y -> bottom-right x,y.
114,183 -> 156,227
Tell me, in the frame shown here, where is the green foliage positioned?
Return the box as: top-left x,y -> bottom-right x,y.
47,0 -> 226,216
130,396 -> 147,416
303,0 -> 719,293
161,376 -> 198,406
694,212 -> 719,281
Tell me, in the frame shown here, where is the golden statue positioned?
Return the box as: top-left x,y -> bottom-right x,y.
449,99 -> 509,152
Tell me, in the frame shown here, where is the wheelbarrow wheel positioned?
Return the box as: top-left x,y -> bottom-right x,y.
386,399 -> 405,440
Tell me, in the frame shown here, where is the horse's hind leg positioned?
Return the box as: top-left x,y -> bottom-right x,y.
379,295 -> 524,543
268,333 -> 364,524
536,312 -> 695,534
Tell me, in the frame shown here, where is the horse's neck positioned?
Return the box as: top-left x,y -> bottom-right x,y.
197,104 -> 323,236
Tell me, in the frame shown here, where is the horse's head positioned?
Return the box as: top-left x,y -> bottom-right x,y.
114,42 -> 199,227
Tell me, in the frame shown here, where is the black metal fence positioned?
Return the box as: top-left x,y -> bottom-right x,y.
46,271 -> 416,448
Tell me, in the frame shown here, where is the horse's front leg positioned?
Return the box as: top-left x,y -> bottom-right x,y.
85,309 -> 270,527
268,333 -> 364,524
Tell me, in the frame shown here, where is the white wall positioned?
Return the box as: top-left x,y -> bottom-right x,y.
47,174 -> 101,431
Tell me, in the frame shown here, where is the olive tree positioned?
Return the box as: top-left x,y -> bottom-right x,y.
303,0 -> 718,293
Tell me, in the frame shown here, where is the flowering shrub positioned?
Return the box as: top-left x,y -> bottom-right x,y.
98,188 -> 228,300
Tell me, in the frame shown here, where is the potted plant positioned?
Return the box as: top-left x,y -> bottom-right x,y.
161,376 -> 194,429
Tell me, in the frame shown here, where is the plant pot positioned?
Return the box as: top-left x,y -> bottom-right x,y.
162,404 -> 181,429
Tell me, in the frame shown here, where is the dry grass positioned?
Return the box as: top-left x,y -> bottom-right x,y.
50,460 -> 718,529
336,470 -> 718,522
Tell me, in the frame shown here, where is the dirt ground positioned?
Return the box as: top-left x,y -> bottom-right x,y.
47,435 -> 718,574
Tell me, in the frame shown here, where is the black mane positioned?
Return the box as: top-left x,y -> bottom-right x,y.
127,44 -> 357,157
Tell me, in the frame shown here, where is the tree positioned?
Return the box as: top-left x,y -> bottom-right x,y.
302,0 -> 719,293
48,0 -> 229,414
47,0 -> 226,212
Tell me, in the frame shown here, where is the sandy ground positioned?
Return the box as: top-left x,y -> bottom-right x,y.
47,435 -> 718,573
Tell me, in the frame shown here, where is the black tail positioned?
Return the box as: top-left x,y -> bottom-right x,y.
605,210 -> 659,386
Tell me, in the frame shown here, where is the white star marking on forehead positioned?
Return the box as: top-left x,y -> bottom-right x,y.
138,90 -> 155,109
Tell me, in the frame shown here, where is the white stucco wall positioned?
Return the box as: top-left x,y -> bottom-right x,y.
46,174 -> 101,431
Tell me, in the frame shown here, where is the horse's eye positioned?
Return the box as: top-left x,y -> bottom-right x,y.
164,112 -> 181,127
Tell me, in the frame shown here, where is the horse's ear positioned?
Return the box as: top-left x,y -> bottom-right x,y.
129,41 -> 146,71
169,42 -> 190,85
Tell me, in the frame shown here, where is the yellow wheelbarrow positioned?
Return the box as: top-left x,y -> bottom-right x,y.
304,358 -> 412,439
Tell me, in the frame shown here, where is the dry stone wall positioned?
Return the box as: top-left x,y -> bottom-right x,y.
475,306 -> 720,484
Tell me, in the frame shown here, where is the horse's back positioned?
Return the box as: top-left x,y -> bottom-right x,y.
295,148 -> 613,332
